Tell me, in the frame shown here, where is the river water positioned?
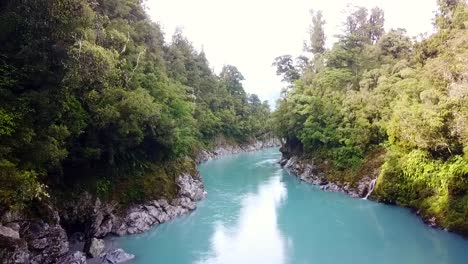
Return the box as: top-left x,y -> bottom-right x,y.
115,148 -> 468,264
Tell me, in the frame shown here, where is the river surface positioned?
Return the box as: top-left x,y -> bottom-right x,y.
115,148 -> 468,264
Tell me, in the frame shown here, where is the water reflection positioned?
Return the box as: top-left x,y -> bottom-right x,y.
117,149 -> 468,264
196,173 -> 288,264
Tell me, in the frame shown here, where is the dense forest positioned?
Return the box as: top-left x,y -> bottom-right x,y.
273,0 -> 468,235
0,0 -> 271,214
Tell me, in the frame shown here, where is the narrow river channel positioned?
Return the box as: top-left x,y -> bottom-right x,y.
114,148 -> 468,264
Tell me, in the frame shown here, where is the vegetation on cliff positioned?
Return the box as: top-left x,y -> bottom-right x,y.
0,0 -> 271,213
273,0 -> 468,235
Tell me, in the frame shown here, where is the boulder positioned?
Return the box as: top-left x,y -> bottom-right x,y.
88,238 -> 105,258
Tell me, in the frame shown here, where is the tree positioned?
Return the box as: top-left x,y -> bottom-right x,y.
220,65 -> 246,97
378,29 -> 412,58
273,1 -> 468,236
368,7 -> 385,43
248,94 -> 262,107
0,0 -> 272,216
272,55 -> 300,83
342,6 -> 385,46
306,10 -> 326,54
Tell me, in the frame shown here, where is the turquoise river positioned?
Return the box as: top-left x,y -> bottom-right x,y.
115,148 -> 468,264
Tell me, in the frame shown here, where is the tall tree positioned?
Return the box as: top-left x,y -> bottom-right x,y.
306,10 -> 326,54
368,7 -> 385,43
220,65 -> 246,97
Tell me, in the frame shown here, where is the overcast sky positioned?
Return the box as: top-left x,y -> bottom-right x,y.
145,0 -> 438,107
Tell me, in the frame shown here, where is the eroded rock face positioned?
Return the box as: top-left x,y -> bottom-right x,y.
0,169 -> 206,263
24,222 -> 69,264
115,173 -> 205,236
1,220 -> 70,264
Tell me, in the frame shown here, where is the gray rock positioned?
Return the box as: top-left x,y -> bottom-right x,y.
101,249 -> 135,264
176,173 -> 206,201
173,197 -> 197,211
21,222 -> 69,263
60,251 -> 87,264
124,209 -> 157,234
88,238 -> 105,258
0,225 -> 20,240
0,225 -> 21,249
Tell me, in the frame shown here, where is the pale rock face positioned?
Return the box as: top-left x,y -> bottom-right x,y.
0,225 -> 19,240
88,238 -> 105,258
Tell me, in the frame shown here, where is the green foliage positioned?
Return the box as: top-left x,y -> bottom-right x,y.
305,10 -> 326,54
274,3 -> 468,235
0,160 -> 48,214
374,149 -> 468,234
0,0 -> 272,209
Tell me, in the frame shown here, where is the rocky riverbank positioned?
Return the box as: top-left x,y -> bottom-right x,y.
279,155 -> 378,199
0,172 -> 205,264
279,155 -> 450,233
0,139 -> 280,264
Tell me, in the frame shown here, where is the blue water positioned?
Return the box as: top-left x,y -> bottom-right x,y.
115,148 -> 468,264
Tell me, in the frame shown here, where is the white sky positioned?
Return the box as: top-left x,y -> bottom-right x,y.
145,0 -> 438,107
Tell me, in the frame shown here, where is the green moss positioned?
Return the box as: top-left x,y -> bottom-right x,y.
374,148 -> 468,236
313,147 -> 386,188
105,157 -> 197,206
